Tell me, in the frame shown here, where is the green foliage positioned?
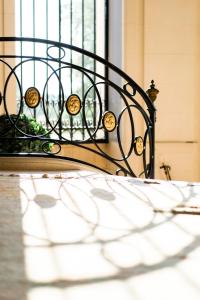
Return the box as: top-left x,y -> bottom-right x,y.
0,114 -> 52,153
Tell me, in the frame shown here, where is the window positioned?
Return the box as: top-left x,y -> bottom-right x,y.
9,0 -> 108,141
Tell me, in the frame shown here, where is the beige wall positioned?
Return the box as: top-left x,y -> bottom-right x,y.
123,0 -> 144,86
123,0 -> 200,181
122,0 -> 145,175
0,0 -> 16,114
1,0 -> 200,180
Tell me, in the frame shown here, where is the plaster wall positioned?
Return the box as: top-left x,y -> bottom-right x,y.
122,0 -> 145,175
1,0 -> 200,180
123,0 -> 200,181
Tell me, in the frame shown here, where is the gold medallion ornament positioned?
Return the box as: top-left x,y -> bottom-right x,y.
24,87 -> 40,108
66,94 -> 81,115
102,111 -> 117,132
134,136 -> 144,156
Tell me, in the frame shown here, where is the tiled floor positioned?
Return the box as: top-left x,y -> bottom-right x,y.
0,171 -> 200,300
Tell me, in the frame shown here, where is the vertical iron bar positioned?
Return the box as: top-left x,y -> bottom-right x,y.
150,110 -> 155,179
20,0 -> 23,112
105,0 -> 109,63
33,0 -> 36,118
45,0 -> 49,129
104,0 -> 109,142
93,0 -> 96,57
70,0 -> 73,140
59,0 -> 61,43
81,0 -> 85,140
93,0 -> 96,138
58,0 -> 62,138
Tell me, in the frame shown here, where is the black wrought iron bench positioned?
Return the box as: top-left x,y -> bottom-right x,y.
0,37 -> 156,178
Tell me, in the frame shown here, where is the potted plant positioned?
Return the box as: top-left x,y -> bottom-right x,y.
0,114 -> 52,153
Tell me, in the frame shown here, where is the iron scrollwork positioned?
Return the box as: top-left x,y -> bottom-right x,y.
0,37 -> 156,178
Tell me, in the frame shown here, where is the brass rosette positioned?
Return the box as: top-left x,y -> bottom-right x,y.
24,87 -> 41,108
66,94 -> 81,116
134,136 -> 144,156
102,111 -> 117,132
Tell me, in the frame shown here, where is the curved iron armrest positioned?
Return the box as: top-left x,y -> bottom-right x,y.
0,37 -> 156,178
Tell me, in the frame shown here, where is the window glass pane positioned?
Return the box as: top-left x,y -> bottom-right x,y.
14,0 -> 107,141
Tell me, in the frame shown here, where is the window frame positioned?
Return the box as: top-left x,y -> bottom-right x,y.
2,0 -> 110,143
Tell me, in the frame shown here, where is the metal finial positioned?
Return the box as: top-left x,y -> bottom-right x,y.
146,80 -> 159,102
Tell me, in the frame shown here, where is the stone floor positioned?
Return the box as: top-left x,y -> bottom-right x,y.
0,171 -> 200,300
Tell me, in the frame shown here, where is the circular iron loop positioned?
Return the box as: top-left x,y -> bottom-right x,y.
116,169 -> 127,176
42,141 -> 61,155
123,82 -> 136,96
47,45 -> 66,60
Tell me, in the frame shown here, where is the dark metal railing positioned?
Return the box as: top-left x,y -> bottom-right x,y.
0,37 -> 156,178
